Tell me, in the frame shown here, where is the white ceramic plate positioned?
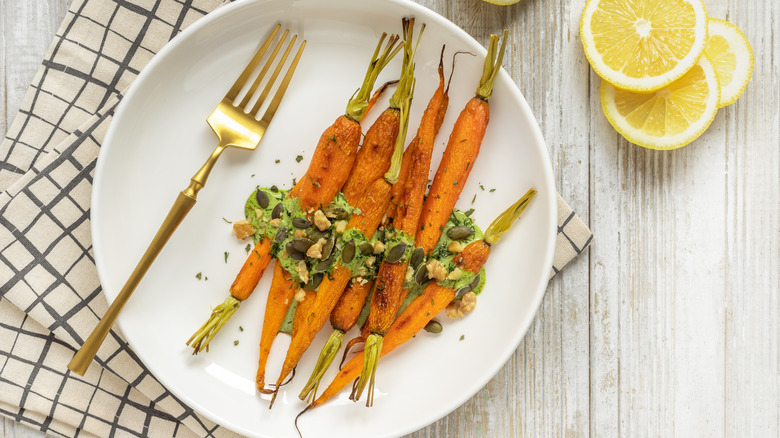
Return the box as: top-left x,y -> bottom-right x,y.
92,0 -> 556,437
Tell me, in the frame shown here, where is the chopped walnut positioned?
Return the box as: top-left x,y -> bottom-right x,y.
334,220 -> 347,234
405,265 -> 415,282
306,238 -> 327,259
447,267 -> 462,281
294,229 -> 307,238
297,260 -> 309,284
448,241 -> 464,254
445,302 -> 459,318
294,288 -> 306,302
373,240 -> 385,254
232,220 -> 256,240
357,266 -> 368,277
458,292 -> 477,317
365,256 -> 376,268
313,210 -> 331,231
254,208 -> 264,219
426,259 -> 447,282
269,218 -> 282,227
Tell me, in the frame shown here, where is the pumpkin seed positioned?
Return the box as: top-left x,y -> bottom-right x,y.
447,225 -> 474,241
386,243 -> 407,263
292,217 -> 311,229
325,207 -> 350,220
469,274 -> 481,290
310,229 -> 329,241
359,241 -> 374,255
274,226 -> 288,243
285,243 -> 306,260
342,240 -> 356,264
321,234 -> 336,260
255,190 -> 269,209
304,273 -> 324,290
313,255 -> 337,273
424,320 -> 443,334
455,285 -> 471,298
290,237 -> 315,253
271,202 -> 285,219
410,247 -> 425,269
415,263 -> 431,285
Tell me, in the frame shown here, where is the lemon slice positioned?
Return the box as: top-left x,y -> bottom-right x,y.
704,18 -> 754,107
600,55 -> 720,150
581,0 -> 709,92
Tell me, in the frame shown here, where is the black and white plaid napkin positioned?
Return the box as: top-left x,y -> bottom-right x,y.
0,1 -> 592,437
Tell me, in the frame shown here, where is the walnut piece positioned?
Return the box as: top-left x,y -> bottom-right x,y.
297,260 -> 310,284
313,210 -> 331,231
448,241 -> 464,254
426,259 -> 447,282
405,265 -> 415,282
269,218 -> 282,227
334,220 -> 347,234
447,267 -> 462,281
294,229 -> 307,238
458,292 -> 477,317
445,302 -> 459,318
365,256 -> 376,268
294,288 -> 306,302
232,220 -> 256,240
373,240 -> 385,254
306,238 -> 327,259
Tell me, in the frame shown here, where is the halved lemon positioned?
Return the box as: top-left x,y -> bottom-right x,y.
600,55 -> 720,150
581,0 -> 709,92
704,18 -> 754,107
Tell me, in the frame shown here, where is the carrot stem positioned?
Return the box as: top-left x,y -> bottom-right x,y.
185,296 -> 240,353
299,329 -> 344,402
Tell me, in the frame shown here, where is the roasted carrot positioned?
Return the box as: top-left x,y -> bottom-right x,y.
187,33 -> 402,354
252,35 -> 404,388
298,46 -> 452,402
352,31 -> 508,406
296,189 -> 536,420
265,19 -> 424,406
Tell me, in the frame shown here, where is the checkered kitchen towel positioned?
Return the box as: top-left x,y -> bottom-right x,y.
0,0 -> 593,437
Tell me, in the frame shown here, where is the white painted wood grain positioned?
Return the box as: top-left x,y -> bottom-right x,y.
2,0 -> 779,437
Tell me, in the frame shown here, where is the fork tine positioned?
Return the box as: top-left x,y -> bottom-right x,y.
258,39 -> 306,126
239,29 -> 290,108
250,34 -> 299,115
226,24 -> 281,101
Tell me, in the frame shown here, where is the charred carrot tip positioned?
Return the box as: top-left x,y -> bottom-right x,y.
294,405 -> 312,438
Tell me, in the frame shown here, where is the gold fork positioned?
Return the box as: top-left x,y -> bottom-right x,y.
68,24 -> 305,376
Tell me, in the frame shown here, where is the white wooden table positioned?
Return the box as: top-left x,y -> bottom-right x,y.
2,0 -> 778,437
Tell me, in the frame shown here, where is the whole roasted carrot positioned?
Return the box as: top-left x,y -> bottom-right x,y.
298,46 -> 451,403
352,31 -> 509,406
265,19 -> 424,405
296,189 -> 536,420
187,33 -> 401,354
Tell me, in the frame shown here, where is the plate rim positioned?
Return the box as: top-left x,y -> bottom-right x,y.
92,0 -> 557,436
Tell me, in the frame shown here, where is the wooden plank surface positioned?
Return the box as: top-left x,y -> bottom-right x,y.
2,0 -> 779,437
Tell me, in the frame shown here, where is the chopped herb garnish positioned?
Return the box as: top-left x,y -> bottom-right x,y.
233,340 -> 239,346
224,252 -> 229,263
480,184 -> 485,191
489,188 -> 496,193
472,194 -> 477,204
460,138 -> 468,142
245,243 -> 252,254
251,173 -> 256,177
239,326 -> 244,332
195,272 -> 202,280
296,155 -> 303,163
464,208 -> 475,217
222,217 -> 232,224
459,335 -> 465,341
329,135 -> 337,142
453,181 -> 459,186
275,159 -> 280,164
292,177 -> 297,186
205,276 -> 208,281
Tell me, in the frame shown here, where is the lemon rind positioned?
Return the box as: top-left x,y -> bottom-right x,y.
707,18 -> 754,108
581,0 -> 709,93
600,55 -> 720,150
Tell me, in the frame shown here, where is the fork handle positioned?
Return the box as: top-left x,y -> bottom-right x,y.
68,146 -> 226,376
